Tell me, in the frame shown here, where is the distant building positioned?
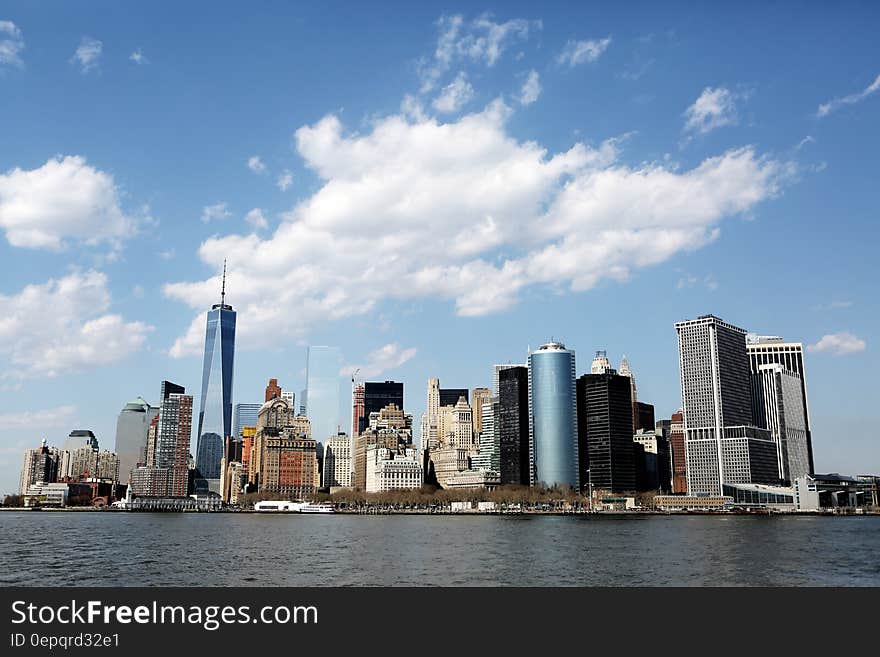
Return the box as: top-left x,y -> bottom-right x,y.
365,445 -> 423,493
233,403 -> 261,440
19,439 -> 61,496
577,370 -> 635,494
498,366 -> 530,486
528,341 -> 579,489
493,364 -> 521,396
669,410 -> 687,493
752,363 -> 810,484
361,381 -> 403,434
114,397 -> 158,484
265,378 -> 282,402
747,335 -> 815,473
351,383 -> 364,440
354,404 -> 413,489
635,402 -> 655,432
130,381 -> 192,498
470,396 -> 500,473
471,387 -> 492,437
675,315 -> 779,495
439,388 -> 469,408
323,433 -> 352,488
633,429 -> 671,493
281,390 -> 295,411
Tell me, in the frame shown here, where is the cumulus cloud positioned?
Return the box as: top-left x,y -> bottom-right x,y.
808,332 -> 866,356
164,99 -> 787,357
71,36 -> 102,73
247,155 -> 267,174
433,72 -> 475,113
244,208 -> 268,230
201,202 -> 231,223
340,343 -> 418,378
129,49 -> 147,65
519,70 -> 541,105
0,405 -> 77,430
0,20 -> 25,68
0,155 -> 138,251
419,13 -> 540,92
683,87 -> 738,135
276,169 -> 294,191
0,270 -> 153,378
557,37 -> 612,67
817,73 -> 880,117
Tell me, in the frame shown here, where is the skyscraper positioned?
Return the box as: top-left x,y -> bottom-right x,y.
114,397 -> 158,484
746,335 -> 814,473
425,378 -> 440,450
196,264 -> 236,483
528,341 -> 579,489
752,364 -> 810,483
498,366 -> 529,485
493,364 -> 521,396
577,370 -> 635,493
351,383 -> 364,439
361,381 -> 404,433
675,315 -> 779,495
669,410 -> 687,493
471,387 -> 491,437
131,381 -> 192,497
265,378 -> 281,402
439,388 -> 469,407
305,346 -> 341,442
232,403 -> 261,440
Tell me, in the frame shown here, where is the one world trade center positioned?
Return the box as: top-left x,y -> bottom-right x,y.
196,261 -> 236,490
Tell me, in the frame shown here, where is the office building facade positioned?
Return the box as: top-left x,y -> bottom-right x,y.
232,403 -> 261,441
528,341 -> 579,489
114,397 -> 158,484
753,363 -> 810,483
498,366 -> 530,485
361,381 -> 403,433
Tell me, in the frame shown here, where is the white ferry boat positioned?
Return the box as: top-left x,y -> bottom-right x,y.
254,501 -> 335,513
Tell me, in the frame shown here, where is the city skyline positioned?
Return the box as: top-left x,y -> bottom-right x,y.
1,3 -> 878,495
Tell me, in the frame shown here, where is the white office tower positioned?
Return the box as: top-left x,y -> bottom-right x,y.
746,335 -> 814,474
590,351 -> 611,374
752,364 -> 810,483
323,433 -> 352,488
675,316 -> 779,495
425,378 -> 440,450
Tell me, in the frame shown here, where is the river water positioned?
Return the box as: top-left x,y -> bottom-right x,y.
1,512 -> 877,586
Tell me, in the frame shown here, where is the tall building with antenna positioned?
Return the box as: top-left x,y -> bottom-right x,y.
195,260 -> 237,490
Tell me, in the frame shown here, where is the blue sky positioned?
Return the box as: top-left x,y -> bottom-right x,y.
1,1 -> 878,494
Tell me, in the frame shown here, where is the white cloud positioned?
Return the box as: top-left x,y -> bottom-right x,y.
71,36 -> 102,73
0,20 -> 25,67
519,70 -> 541,105
683,87 -> 738,135
0,405 -> 77,430
201,202 -> 231,223
433,72 -> 475,113
341,343 -> 418,379
0,270 -> 153,378
796,135 -> 815,150
808,332 -> 866,356
419,13 -> 540,92
556,37 -> 612,67
129,49 -> 147,65
0,155 -> 138,251
247,155 -> 267,174
817,73 -> 880,117
164,99 -> 787,357
276,169 -> 293,191
158,248 -> 175,260
244,208 -> 268,230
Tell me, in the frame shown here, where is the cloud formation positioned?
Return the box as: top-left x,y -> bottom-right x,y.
71,36 -> 102,73
0,155 -> 138,251
817,73 -> 880,117
419,13 -> 540,92
683,87 -> 738,135
276,170 -> 293,191
0,405 -> 77,430
244,208 -> 268,230
340,343 -> 418,378
808,331 -> 866,355
247,155 -> 267,174
201,202 -> 231,223
165,99 -> 787,357
519,70 -> 541,105
0,20 -> 24,67
0,271 -> 153,378
129,49 -> 147,65
557,37 -> 612,67
433,72 -> 475,113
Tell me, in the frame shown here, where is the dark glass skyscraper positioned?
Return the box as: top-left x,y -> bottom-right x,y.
439,388 -> 469,407
196,266 -> 236,482
577,371 -> 635,493
360,381 -> 404,433
498,366 -> 529,485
